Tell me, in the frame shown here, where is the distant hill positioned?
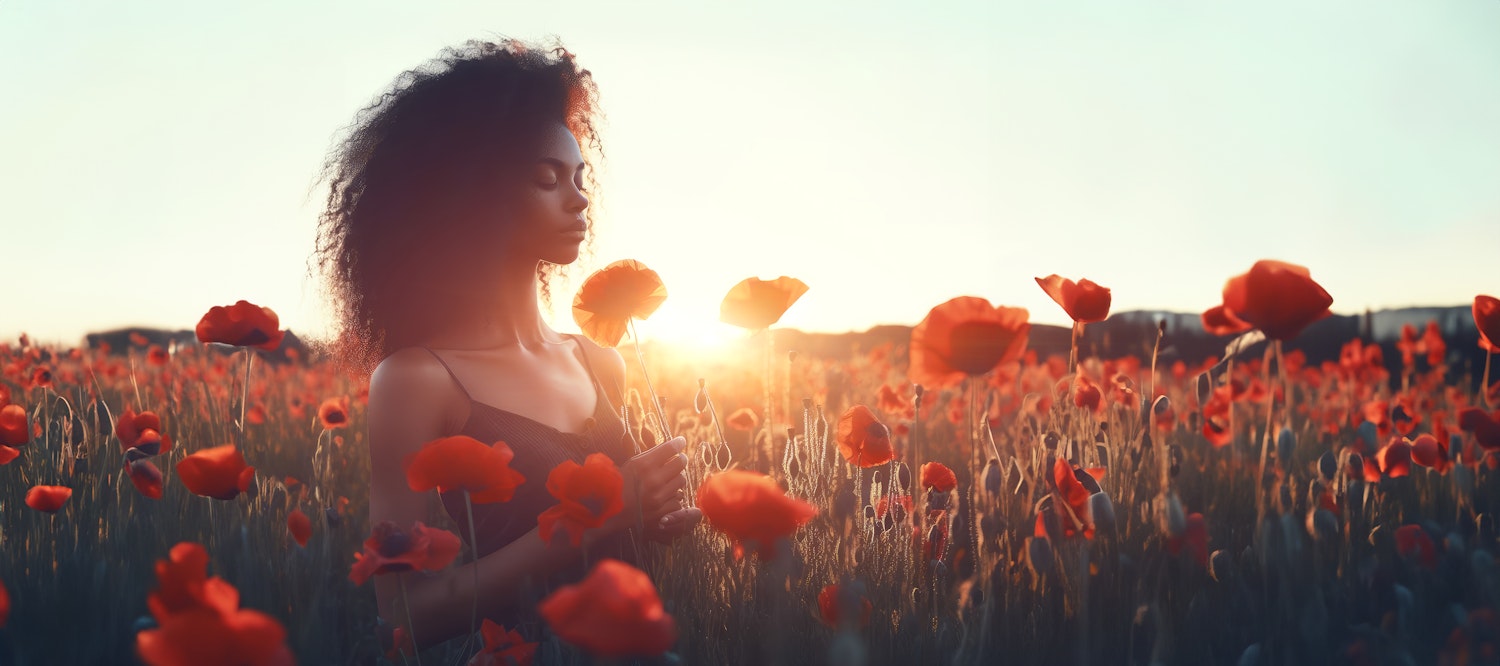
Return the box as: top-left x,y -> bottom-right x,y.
84,328 -> 310,365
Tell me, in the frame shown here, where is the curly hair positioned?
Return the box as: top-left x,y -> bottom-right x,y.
308,36 -> 605,377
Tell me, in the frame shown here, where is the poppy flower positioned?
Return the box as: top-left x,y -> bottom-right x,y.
176,444 -> 256,501
25,485 -> 72,513
696,469 -> 819,561
0,577 -> 8,628
1050,459 -> 1097,539
571,259 -> 668,348
1477,295 -> 1500,353
1394,524 -> 1437,570
1200,304 -> 1252,337
348,521 -> 463,585
909,297 -> 1030,390
1035,275 -> 1111,323
835,405 -> 894,468
537,558 -> 677,658
1164,513 -> 1209,568
194,300 -> 285,351
1202,392 -> 1233,448
1459,408 -> 1500,451
0,404 -> 29,447
137,542 -> 293,666
1375,437 -> 1413,479
719,276 -> 810,330
403,436 -> 527,504
317,397 -> 350,430
1410,434 -> 1450,472
468,619 -> 538,666
1219,260 -> 1333,341
117,407 -> 172,455
127,459 -> 165,499
920,462 -> 957,492
725,407 -> 758,432
287,509 -> 312,548
0,446 -> 17,465
537,453 -> 624,547
817,583 -> 873,629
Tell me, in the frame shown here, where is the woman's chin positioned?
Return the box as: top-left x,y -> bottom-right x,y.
541,249 -> 582,266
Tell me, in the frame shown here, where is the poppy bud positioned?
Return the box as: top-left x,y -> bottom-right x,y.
1276,428 -> 1295,471
1161,494 -> 1186,539
325,506 -> 343,529
981,458 -> 1003,496
1090,493 -> 1116,536
1195,373 -> 1212,409
694,380 -> 708,414
1169,445 -> 1183,478
1152,395 -> 1171,417
1208,550 -> 1232,582
926,488 -> 949,512
1043,432 -> 1060,451
1026,537 -> 1053,577
1318,450 -> 1337,481
913,384 -> 924,410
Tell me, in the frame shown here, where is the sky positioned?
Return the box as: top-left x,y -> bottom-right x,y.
2,0 -> 1498,349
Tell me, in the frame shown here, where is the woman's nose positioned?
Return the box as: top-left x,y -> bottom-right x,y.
566,185 -> 589,213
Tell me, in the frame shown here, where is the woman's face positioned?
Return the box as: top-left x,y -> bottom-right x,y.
505,121 -> 591,265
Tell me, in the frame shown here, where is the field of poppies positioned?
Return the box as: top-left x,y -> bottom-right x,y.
2,260 -> 1500,666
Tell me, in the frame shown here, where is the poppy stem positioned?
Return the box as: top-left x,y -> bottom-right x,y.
238,349 -> 254,436
626,318 -> 671,445
398,573 -> 423,666
463,490 -> 479,656
1484,350 -> 1493,409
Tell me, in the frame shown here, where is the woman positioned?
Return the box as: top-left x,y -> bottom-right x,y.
311,37 -> 702,652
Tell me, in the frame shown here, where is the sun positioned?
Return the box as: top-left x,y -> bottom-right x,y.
638,306 -> 743,351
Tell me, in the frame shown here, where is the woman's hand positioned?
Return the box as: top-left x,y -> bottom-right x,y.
645,506 -> 703,544
602,436 -> 691,538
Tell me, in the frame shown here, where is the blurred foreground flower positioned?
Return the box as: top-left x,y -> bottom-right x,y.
537,558 -> 677,658
403,436 -> 526,504
176,445 -> 255,501
697,469 -> 818,560
538,453 -> 624,547
136,542 -> 294,666
1035,275 -> 1111,323
348,521 -> 462,586
1219,260 -> 1332,341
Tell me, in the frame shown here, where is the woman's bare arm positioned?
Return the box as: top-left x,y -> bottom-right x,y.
365,348 -> 686,649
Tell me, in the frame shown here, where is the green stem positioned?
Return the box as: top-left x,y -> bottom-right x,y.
239,350 -> 254,436
398,573 -> 423,666
464,491 -> 480,654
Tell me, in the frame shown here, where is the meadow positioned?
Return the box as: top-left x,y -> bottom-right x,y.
2,266 -> 1499,666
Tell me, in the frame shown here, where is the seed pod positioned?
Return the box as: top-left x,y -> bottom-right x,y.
693,379 -> 708,414
1318,450 -> 1337,481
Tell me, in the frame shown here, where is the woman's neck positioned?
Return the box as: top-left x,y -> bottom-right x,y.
426,260 -> 565,351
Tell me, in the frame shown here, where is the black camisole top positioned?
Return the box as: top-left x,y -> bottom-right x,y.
419,335 -> 642,602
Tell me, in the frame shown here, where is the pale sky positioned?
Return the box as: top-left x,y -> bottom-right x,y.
2,1 -> 1498,348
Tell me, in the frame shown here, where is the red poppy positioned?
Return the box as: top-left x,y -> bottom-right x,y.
817,583 -> 873,629
1200,304 -> 1252,337
696,470 -> 819,560
128,459 -> 165,499
1164,513 -> 1209,568
0,446 -> 17,465
25,485 -> 72,513
920,462 -> 957,492
537,453 -> 624,547
403,436 -> 527,504
1395,524 -> 1437,570
1375,437 -> 1413,479
147,345 -> 169,366
468,619 -> 538,666
909,297 -> 1030,389
1202,392 -> 1233,448
1410,434 -> 1450,473
1477,295 -> 1500,353
725,407 -> 758,432
0,404 -> 29,447
176,444 -> 256,501
1035,275 -> 1111,323
876,384 -> 912,418
1459,408 -> 1500,450
137,542 -> 293,666
117,407 -> 171,455
317,397 -> 350,430
873,494 -> 912,519
348,521 -> 463,585
572,259 -> 668,348
719,276 -> 810,330
537,558 -> 677,658
1219,260 -> 1333,341
1072,374 -> 1104,414
288,509 -> 312,548
194,301 -> 285,351
1050,459 -> 1096,539
0,577 -> 8,628
834,405 -> 894,468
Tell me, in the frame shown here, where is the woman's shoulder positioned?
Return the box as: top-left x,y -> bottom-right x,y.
366,347 -> 465,442
569,334 -> 625,398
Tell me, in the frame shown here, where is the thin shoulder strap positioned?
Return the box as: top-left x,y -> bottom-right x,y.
419,347 -> 473,402
568,334 -> 603,387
